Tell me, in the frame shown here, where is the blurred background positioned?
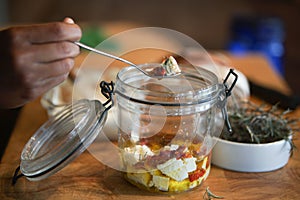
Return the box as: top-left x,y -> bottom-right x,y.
0,0 -> 300,160
0,0 -> 299,95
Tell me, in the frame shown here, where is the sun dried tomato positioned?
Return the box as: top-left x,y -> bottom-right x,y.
188,168 -> 206,182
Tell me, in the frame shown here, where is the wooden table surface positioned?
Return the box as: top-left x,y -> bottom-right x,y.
0,51 -> 299,200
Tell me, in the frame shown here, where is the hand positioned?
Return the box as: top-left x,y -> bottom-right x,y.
0,17 -> 82,108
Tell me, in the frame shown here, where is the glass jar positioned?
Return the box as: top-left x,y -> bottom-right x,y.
115,63 -> 233,193
13,61 -> 236,193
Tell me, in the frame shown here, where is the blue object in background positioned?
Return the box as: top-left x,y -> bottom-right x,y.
228,16 -> 285,75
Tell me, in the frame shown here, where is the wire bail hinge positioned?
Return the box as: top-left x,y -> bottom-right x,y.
222,69 -> 238,133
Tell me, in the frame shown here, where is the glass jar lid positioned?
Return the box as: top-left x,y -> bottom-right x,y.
18,99 -> 107,181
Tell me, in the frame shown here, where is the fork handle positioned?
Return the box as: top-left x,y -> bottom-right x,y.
74,41 -> 136,67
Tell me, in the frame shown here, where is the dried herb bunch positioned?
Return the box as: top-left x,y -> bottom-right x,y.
220,101 -> 299,151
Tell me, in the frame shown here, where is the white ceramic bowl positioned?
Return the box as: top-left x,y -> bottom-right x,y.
212,137 -> 292,172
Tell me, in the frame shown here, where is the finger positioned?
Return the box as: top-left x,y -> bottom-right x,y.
33,58 -> 74,80
39,73 -> 69,91
38,73 -> 69,96
19,21 -> 82,44
30,41 -> 80,63
64,17 -> 75,24
21,73 -> 69,102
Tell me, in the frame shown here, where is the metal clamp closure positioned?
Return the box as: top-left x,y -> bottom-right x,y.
223,68 -> 238,98
100,81 -> 115,112
221,69 -> 238,133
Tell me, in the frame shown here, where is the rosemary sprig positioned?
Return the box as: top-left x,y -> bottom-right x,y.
220,101 -> 299,154
203,187 -> 224,200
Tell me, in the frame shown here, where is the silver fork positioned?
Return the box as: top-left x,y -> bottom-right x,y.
74,42 -> 181,78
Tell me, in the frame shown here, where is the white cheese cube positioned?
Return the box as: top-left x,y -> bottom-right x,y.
157,158 -> 181,172
183,157 -> 197,172
157,158 -> 188,181
123,151 -> 138,165
163,56 -> 181,75
123,145 -> 154,165
152,175 -> 170,191
165,167 -> 189,181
